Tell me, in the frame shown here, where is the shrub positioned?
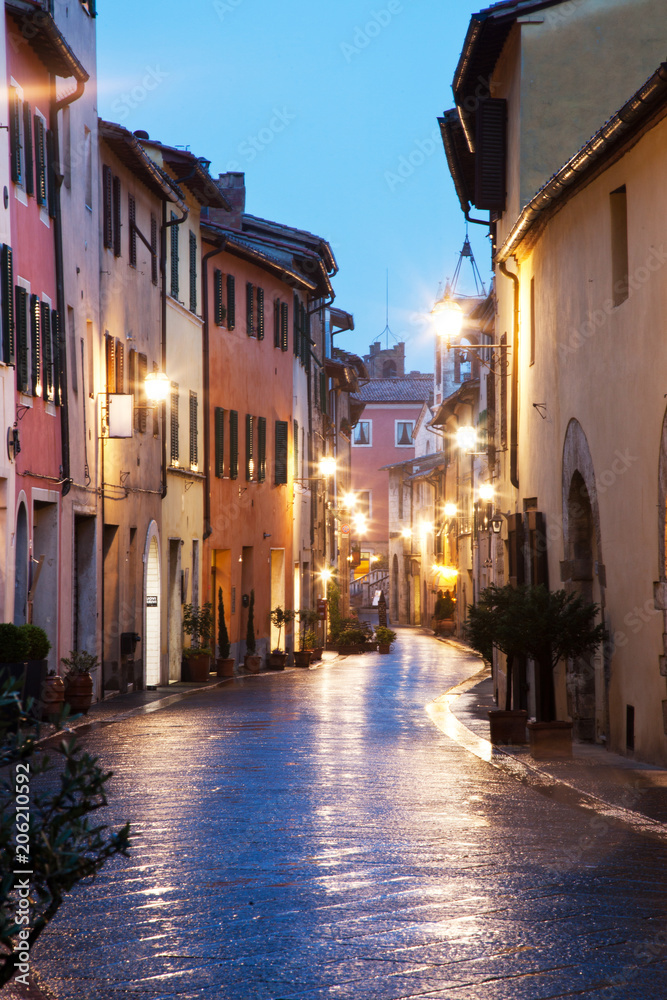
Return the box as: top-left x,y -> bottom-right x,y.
217,588 -> 230,660
61,650 -> 99,676
17,625 -> 50,661
0,624 -> 30,664
375,626 -> 397,645
246,590 -> 256,655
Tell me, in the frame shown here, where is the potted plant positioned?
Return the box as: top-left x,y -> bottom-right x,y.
295,608 -> 319,667
268,606 -> 294,670
244,590 -> 261,673
375,626 -> 397,654
182,602 -> 213,682
0,622 -> 29,691
337,625 -> 368,654
41,670 -> 65,722
432,590 -> 456,636
305,629 -> 322,662
19,623 -> 51,720
216,588 -> 234,677
61,649 -> 97,714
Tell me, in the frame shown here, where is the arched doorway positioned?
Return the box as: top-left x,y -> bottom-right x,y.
14,501 -> 28,625
144,525 -> 161,688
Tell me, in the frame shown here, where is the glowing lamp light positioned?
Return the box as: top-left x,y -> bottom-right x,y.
478,483 -> 495,502
419,522 -> 434,534
342,492 -> 357,510
353,514 -> 368,534
401,527 -> 412,539
431,292 -> 464,344
456,426 -> 477,452
320,567 -> 333,583
318,456 -> 337,477
433,564 -> 459,584
144,371 -> 170,402
444,503 -> 458,518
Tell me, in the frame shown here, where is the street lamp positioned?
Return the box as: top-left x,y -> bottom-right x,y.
431,290 -> 464,346
444,503 -> 457,518
456,426 -> 477,453
318,456 -> 337,478
144,371 -> 170,403
478,483 -> 495,502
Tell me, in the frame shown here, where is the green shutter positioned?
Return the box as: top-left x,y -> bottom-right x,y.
229,409 -> 238,479
281,302 -> 288,351
51,310 -> 61,405
246,282 -> 254,337
23,103 -> 33,197
274,420 -> 288,484
189,391 -> 198,468
256,287 -> 264,340
9,88 -> 21,185
15,287 -> 29,393
214,407 -> 224,477
41,301 -> 52,400
245,413 -> 254,479
47,130 -> 56,219
2,246 -> 14,365
30,295 -> 41,396
214,269 -> 224,326
189,231 -> 197,313
273,298 -> 280,348
128,194 -> 137,267
170,384 -> 179,464
257,416 -> 266,482
293,293 -> 299,355
35,116 -> 47,206
227,274 -> 236,329
170,214 -> 179,297
102,166 -> 113,249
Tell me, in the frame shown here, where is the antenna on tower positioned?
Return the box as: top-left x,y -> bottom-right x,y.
374,269 -> 400,347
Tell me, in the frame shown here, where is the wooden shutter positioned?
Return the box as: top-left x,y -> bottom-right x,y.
115,339 -> 124,393
170,384 -> 179,463
51,310 -> 61,404
23,103 -> 33,197
30,295 -> 41,396
246,282 -> 254,336
170,214 -> 179,297
301,304 -> 309,365
102,166 -> 113,249
256,287 -> 264,340
137,352 -> 147,431
507,513 -> 525,587
293,419 -> 299,477
128,349 -> 137,427
486,370 -> 496,469
214,269 -> 224,326
41,301 -> 52,400
9,88 -> 21,185
293,293 -> 300,356
112,175 -> 121,255
257,416 -> 266,482
105,333 -> 115,393
1,246 -> 14,365
34,116 -> 47,206
274,420 -> 288,484
500,333 -> 508,449
474,98 -> 507,213
280,302 -> 288,351
229,409 -> 238,479
274,298 -> 280,348
189,391 -> 198,468
214,407 -> 224,477
150,215 -> 158,285
245,413 -> 254,479
128,194 -> 137,267
189,231 -> 197,313
16,287 -> 29,393
226,274 -> 235,329
46,129 -> 56,218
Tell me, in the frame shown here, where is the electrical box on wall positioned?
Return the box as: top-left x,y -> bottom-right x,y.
107,394 -> 133,438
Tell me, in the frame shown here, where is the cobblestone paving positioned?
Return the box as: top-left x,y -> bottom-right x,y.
27,635 -> 667,998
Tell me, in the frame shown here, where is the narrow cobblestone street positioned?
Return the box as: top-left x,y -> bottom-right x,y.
27,634 -> 667,999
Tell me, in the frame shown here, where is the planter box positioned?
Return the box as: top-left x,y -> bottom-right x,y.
294,651 -> 311,668
267,652 -> 287,671
488,709 -> 528,745
64,672 -> 94,714
41,675 -> 65,722
184,654 -> 211,682
527,720 -> 573,758
216,657 -> 235,678
378,644 -> 391,654
244,654 -> 261,673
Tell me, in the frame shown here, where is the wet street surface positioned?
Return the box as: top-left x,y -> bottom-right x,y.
29,634 -> 667,998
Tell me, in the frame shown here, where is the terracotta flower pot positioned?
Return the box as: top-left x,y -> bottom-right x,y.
216,657 -> 235,678
186,654 -> 211,682
294,651 -> 311,668
488,709 -> 528,745
267,652 -> 287,671
64,672 -> 93,714
527,720 -> 573,758
41,675 -> 65,722
378,644 -> 391,654
244,654 -> 261,673
309,647 -> 323,662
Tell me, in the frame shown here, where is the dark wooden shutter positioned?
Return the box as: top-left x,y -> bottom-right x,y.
274,420 -> 288,484
105,333 -> 115,394
46,129 -> 56,219
128,349 -> 137,427
528,511 -> 549,589
256,287 -> 264,340
507,513 -> 525,587
301,304 -> 309,365
112,174 -> 121,255
9,88 -> 21,185
189,391 -> 198,468
280,301 -> 288,351
170,384 -> 179,463
41,301 -> 52,400
245,413 -> 254,479
128,194 -> 137,267
1,246 -> 14,365
137,352 -> 147,431
226,274 -> 235,329
500,333 -> 508,449
102,165 -> 113,249
229,409 -> 238,479
214,269 -> 224,326
486,370 -> 496,469
214,407 -> 224,477
170,214 -> 179,297
474,98 -> 507,213
257,416 -> 266,482
150,215 -> 158,285
30,295 -> 40,396
51,310 -> 61,405
189,231 -> 197,313
246,282 -> 254,337
293,294 -> 300,356
23,103 -> 33,197
34,116 -> 47,206
274,298 -> 280,348
115,339 -> 124,393
16,287 -> 29,393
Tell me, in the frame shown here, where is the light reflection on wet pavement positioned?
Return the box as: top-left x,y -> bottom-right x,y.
31,634 -> 667,998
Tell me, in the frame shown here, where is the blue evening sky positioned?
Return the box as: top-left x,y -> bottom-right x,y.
97,0 -> 489,374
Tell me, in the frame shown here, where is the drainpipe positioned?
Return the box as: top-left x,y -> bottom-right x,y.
201,235 -> 227,540
498,258 -> 519,490
160,202 -> 190,498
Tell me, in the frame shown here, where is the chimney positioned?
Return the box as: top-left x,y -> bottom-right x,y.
208,172 -> 245,230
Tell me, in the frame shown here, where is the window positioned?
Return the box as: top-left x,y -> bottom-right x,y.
214,407 -> 224,477
226,274 -> 236,329
35,114 -> 48,208
246,282 -> 254,337
1,246 -> 14,366
150,216 -> 158,285
274,420 -> 288,484
274,298 -> 280,348
256,287 -> 264,340
396,421 -> 414,447
9,86 -> 24,187
257,416 -> 266,482
357,490 -> 371,518
102,166 -> 122,255
214,269 -> 225,326
170,214 -> 179,298
170,383 -> 179,465
189,391 -> 198,470
293,293 -> 300,356
189,231 -> 197,313
293,419 -> 299,477
136,352 -> 148,432
42,301 -> 54,401
15,287 -> 29,395
611,185 -> 629,307
353,420 -> 372,447
245,413 -> 254,480
128,194 -> 137,267
500,333 -> 508,450
280,301 -> 288,351
112,175 -> 121,257
30,295 -> 41,397
229,409 -> 238,479
383,360 -> 397,377
104,331 -> 115,394
474,98 -> 507,213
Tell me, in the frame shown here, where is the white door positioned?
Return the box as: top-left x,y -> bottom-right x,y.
145,535 -> 161,687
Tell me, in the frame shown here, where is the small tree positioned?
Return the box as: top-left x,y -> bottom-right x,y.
297,608 -> 320,651
327,579 -> 342,642
269,607 -> 294,653
0,679 -> 130,987
182,603 -> 213,654
246,589 -> 256,655
217,588 -> 230,660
